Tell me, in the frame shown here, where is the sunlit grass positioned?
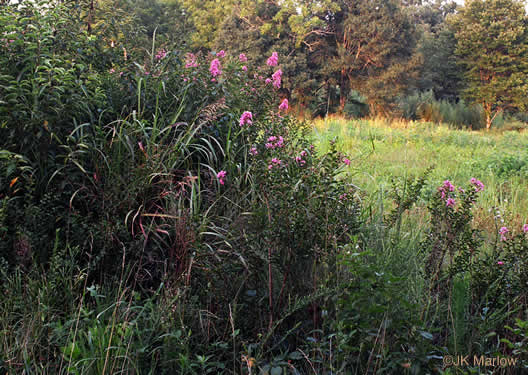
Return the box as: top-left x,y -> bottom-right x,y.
313,117 -> 528,233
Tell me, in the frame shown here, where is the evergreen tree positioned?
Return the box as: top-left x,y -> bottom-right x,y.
417,22 -> 462,100
329,0 -> 419,114
451,0 -> 528,129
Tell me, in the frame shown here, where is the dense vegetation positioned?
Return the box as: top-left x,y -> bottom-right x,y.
1,0 -> 528,374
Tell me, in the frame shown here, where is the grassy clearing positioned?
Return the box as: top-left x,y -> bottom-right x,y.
313,117 -> 528,234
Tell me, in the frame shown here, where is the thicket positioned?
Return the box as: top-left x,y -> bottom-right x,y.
177,0 -> 528,128
0,1 -> 528,374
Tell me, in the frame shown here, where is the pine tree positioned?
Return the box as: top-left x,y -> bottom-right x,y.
329,0 -> 419,114
451,0 -> 528,130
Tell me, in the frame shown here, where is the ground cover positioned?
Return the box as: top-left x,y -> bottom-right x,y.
314,117 -> 528,234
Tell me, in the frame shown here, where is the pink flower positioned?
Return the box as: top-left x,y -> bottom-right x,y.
217,50 -> 225,58
209,58 -> 222,77
470,178 -> 485,192
272,69 -> 282,89
443,180 -> 455,192
242,65 -> 247,71
239,111 -> 253,126
523,224 -> 528,233
185,53 -> 198,68
265,78 -> 272,84
217,170 -> 227,185
278,98 -> 289,111
446,198 -> 455,208
499,226 -> 509,241
249,147 -> 258,156
109,68 -> 115,74
155,48 -> 167,60
239,53 -> 247,62
295,156 -> 306,166
268,158 -> 282,171
343,158 -> 351,166
266,52 -> 278,66
497,261 -> 504,265
265,135 -> 284,149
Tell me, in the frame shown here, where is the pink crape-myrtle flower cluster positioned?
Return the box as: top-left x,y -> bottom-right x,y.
242,66 -> 248,71
217,50 -> 225,58
249,147 -> 258,156
436,177 -> 485,207
497,224 -> 528,242
272,69 -> 282,89
185,53 -> 198,68
209,58 -> 222,77
279,98 -> 289,111
295,150 -> 307,166
265,78 -> 272,85
267,52 -> 278,66
343,158 -> 351,166
268,158 -> 282,170
217,170 -> 227,185
438,180 -> 455,198
239,53 -> 248,62
499,226 -> 509,241
437,179 -> 457,207
155,48 -> 167,60
239,111 -> 253,126
470,178 -> 485,192
265,135 -> 284,149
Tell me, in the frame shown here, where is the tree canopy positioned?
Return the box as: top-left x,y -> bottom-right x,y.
451,0 -> 528,129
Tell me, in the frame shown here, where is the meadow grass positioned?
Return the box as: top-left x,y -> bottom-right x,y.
313,116 -> 528,234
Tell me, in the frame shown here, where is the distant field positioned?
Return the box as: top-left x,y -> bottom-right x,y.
313,117 -> 528,234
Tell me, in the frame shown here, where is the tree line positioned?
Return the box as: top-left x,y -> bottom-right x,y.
13,0 -> 528,128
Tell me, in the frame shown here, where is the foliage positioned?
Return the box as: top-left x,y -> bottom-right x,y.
450,0 -> 528,130
328,0 -> 420,114
3,0 -> 528,373
416,22 -> 462,101
398,91 -> 484,128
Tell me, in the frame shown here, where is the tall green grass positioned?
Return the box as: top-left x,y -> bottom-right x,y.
313,117 -> 528,233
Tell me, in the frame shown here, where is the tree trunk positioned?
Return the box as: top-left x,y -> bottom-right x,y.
486,114 -> 492,131
484,103 -> 492,131
340,68 -> 347,112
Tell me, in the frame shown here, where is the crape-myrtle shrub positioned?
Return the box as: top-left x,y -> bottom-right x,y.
0,0 -> 363,368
